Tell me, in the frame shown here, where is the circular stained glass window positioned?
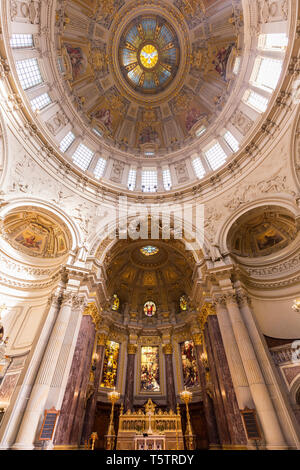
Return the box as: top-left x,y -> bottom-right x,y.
144,301 -> 156,317
140,246 -> 159,256
119,15 -> 180,94
140,44 -> 159,69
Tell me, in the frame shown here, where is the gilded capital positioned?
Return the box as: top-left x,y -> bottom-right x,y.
192,333 -> 202,346
127,343 -> 137,355
97,333 -> 108,346
163,344 -> 173,355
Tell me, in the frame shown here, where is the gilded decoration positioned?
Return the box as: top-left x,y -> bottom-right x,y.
227,206 -> 297,258
56,0 -> 240,153
83,303 -> 102,329
1,211 -> 70,258
118,15 -> 180,94
100,340 -> 120,388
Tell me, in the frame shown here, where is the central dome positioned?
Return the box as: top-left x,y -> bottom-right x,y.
119,15 -> 180,94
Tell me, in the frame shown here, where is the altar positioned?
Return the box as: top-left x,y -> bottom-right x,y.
116,399 -> 184,451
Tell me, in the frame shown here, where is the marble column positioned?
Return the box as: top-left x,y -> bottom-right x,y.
12,291 -> 85,450
124,344 -> 137,412
163,344 -> 176,412
80,333 -> 107,445
194,339 -> 220,448
53,314 -> 96,447
206,316 -> 247,447
213,296 -> 253,410
224,292 -> 286,449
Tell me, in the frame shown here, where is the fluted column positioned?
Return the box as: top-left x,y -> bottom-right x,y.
124,344 -> 137,412
193,336 -> 220,448
224,292 -> 286,449
236,289 -> 300,449
163,344 -> 176,412
80,331 -> 108,445
0,290 -> 61,450
12,291 -> 85,450
213,296 -> 253,410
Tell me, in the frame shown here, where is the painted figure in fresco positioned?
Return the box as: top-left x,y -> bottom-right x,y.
185,108 -> 206,132
66,45 -> 86,80
15,232 -> 42,250
257,229 -> 283,250
138,126 -> 160,145
212,44 -> 234,80
93,108 -> 113,132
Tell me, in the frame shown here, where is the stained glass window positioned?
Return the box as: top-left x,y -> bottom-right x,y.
180,340 -> 199,388
144,301 -> 156,317
112,294 -> 120,311
100,341 -> 120,389
141,346 -> 160,392
180,295 -> 188,311
140,246 -> 159,256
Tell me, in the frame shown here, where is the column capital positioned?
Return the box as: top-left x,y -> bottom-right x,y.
163,344 -> 173,355
192,333 -> 202,346
83,302 -> 102,328
236,290 -> 252,307
97,332 -> 109,346
223,291 -> 239,306
127,344 -> 137,355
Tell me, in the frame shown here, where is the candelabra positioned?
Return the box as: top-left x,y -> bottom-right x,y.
106,388 -> 120,450
292,298 -> 300,313
179,387 -> 194,450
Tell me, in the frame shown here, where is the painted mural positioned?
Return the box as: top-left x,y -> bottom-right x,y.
180,340 -> 199,388
100,341 -> 120,388
141,346 -> 160,392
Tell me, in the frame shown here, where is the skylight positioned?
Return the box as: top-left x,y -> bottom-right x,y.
205,143 -> 227,171
258,33 -> 288,51
243,90 -> 269,113
94,157 -> 107,179
192,157 -> 206,179
59,131 -> 75,153
142,170 -> 157,193
163,168 -> 172,191
72,144 -> 94,171
10,34 -> 34,49
30,93 -> 51,112
127,168 -> 137,191
252,57 -> 283,91
15,58 -> 43,90
223,131 -> 240,153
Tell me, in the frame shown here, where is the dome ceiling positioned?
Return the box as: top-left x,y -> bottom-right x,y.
104,240 -> 196,316
57,0 -> 242,154
227,207 -> 298,258
1,210 -> 71,258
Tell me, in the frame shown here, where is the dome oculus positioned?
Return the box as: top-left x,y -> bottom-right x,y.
119,16 -> 180,94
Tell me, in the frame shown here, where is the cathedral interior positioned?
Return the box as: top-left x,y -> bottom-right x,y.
0,0 -> 300,451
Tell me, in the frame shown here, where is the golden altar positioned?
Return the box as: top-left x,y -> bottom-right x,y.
116,399 -> 184,450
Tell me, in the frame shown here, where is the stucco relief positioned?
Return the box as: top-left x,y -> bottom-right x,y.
224,168 -> 296,212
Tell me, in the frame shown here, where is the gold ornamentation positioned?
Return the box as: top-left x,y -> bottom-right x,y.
127,344 -> 137,355
83,303 -> 102,329
163,344 -> 173,355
